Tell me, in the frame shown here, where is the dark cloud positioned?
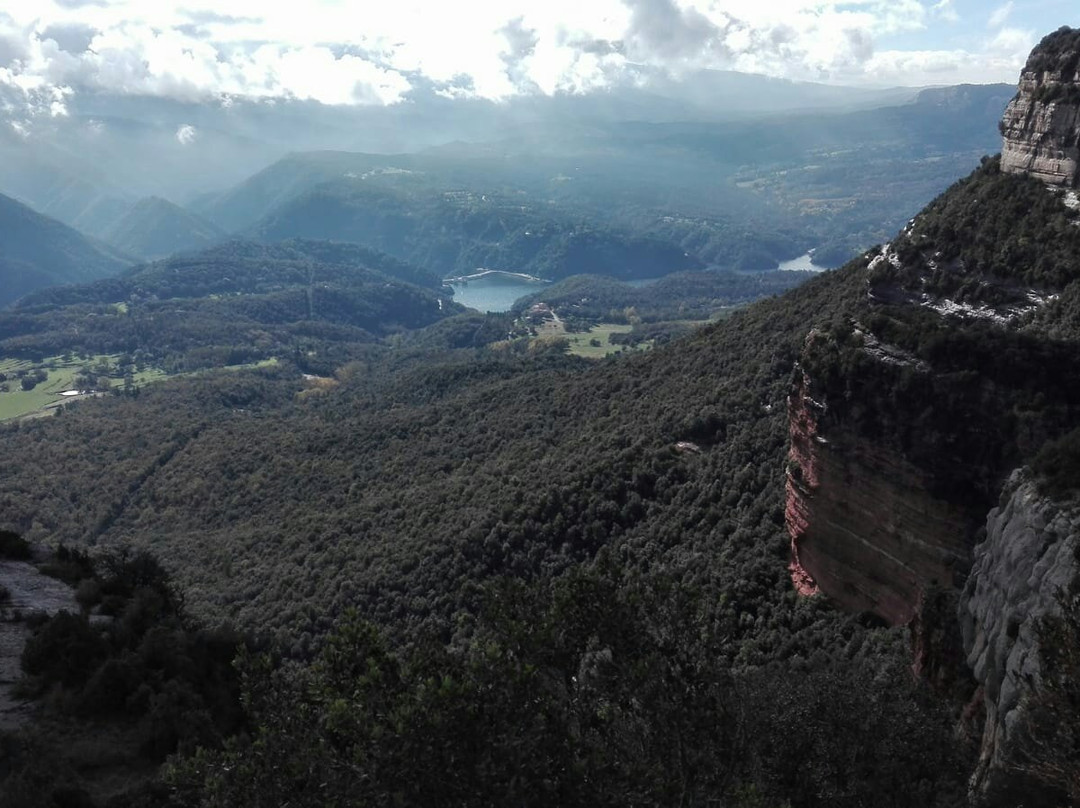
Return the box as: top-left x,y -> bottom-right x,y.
622,0 -> 731,62
569,37 -> 625,57
39,23 -> 99,54
0,14 -> 29,68
499,17 -> 539,89
844,28 -> 875,63
501,16 -> 538,62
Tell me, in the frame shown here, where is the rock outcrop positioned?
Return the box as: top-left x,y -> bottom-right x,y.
782,27 -> 1080,804
959,471 -> 1079,797
0,561 -> 80,729
1000,27 -> 1080,187
785,365 -> 974,626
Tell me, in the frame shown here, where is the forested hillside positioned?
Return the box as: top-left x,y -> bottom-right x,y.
0,266 -> 864,645
512,270 -> 815,323
193,83 -> 1010,278
5,157 -> 1080,802
0,253 -> 986,806
0,193 -> 132,308
99,197 -> 225,260
247,182 -> 702,281
2,240 -> 457,373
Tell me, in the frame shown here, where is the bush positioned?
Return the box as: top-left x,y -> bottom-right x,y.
0,530 -> 32,560
1032,427 -> 1080,498
21,612 -> 109,690
38,545 -> 94,586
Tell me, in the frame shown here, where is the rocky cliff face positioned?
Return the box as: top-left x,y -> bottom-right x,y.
1000,27 -> 1080,187
959,471 -> 1079,797
782,26 -> 1080,804
785,356 -> 975,627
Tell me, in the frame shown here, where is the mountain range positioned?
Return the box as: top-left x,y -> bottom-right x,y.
1,26 -> 1079,808
0,192 -> 132,308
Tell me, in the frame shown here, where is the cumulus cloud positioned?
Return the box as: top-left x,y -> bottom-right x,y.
175,123 -> 196,144
623,0 -> 729,62
0,0 -> 1043,116
39,22 -> 99,54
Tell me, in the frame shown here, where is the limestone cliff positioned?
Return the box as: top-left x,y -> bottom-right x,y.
959,470 -> 1079,797
1000,27 -> 1080,187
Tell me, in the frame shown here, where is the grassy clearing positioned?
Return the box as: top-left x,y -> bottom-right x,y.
0,355 -> 282,422
565,324 -> 638,359
530,315 -> 723,360
0,358 -> 98,420
533,319 -> 640,359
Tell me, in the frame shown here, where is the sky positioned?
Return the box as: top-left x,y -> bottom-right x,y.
0,0 -> 1077,119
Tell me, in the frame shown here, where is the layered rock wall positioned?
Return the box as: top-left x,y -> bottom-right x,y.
959,471 -> 1079,796
785,369 -> 974,626
1000,28 -> 1080,187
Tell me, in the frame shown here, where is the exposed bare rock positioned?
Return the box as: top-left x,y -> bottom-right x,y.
959,470 -> 1080,798
785,366 -> 975,626
1001,27 -> 1080,187
0,561 -> 79,729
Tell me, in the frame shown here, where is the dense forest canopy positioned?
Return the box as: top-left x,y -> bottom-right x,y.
0,241 -> 460,373
1,254 -> 985,806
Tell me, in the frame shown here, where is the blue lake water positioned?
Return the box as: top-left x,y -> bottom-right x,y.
777,253 -> 827,272
448,274 -> 549,313
448,256 -> 829,313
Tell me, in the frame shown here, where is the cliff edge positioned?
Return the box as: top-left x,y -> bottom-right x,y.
960,471 -> 1079,799
1001,27 -> 1080,187
783,26 -> 1080,804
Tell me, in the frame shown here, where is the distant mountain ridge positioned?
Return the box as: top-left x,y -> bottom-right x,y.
100,196 -> 225,260
188,82 -> 1013,280
0,192 -> 132,308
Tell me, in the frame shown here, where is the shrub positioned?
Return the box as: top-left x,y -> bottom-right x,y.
21,612 -> 109,690
0,530 -> 32,560
1032,427 -> 1080,498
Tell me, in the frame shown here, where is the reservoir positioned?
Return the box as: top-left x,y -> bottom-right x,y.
777,252 -> 828,272
447,257 -> 831,313
446,271 -> 549,313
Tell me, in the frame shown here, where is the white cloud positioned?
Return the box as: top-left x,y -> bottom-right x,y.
932,0 -> 959,24
0,0 -> 1043,115
988,2 -> 1013,29
175,123 -> 196,144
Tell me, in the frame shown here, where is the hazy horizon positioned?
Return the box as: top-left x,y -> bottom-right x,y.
1,1 -> 1074,123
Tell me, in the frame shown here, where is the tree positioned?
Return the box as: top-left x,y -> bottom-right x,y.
1009,572 -> 1080,803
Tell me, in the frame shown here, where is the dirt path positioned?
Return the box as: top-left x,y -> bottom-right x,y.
0,561 -> 78,729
